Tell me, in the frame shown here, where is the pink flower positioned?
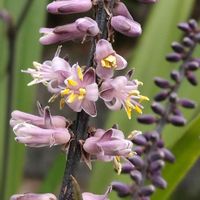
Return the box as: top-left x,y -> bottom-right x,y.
47,0 -> 92,15
111,15 -> 142,37
10,104 -> 71,147
40,17 -> 99,45
82,186 -> 112,200
100,76 -> 149,119
60,64 -> 98,117
10,193 -> 57,200
95,39 -> 127,79
83,128 -> 133,161
22,47 -> 71,93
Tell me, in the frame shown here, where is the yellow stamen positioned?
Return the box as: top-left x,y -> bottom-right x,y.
60,98 -> 65,109
78,88 -> 86,100
135,105 -> 142,114
67,93 -> 78,103
129,90 -> 140,96
67,79 -> 78,87
124,103 -> 132,120
135,79 -> 143,86
101,55 -> 117,69
77,66 -> 83,81
113,156 -> 122,175
139,95 -> 149,102
61,88 -> 70,97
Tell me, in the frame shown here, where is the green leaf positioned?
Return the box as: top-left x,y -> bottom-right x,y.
152,114 -> 200,200
0,0 -> 47,198
89,0 -> 195,195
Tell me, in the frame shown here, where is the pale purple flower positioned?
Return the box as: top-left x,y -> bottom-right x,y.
47,0 -> 92,15
82,186 -> 112,200
100,76 -> 149,119
22,47 -> 71,93
95,39 -> 127,79
113,2 -> 133,20
10,105 -> 70,147
40,17 -> 99,45
10,193 -> 57,200
111,15 -> 142,37
60,64 -> 98,117
83,128 -> 133,161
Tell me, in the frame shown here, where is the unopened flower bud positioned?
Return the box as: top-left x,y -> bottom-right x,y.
170,70 -> 180,82
162,148 -> 175,163
154,77 -> 171,89
171,42 -> 185,53
129,155 -> 144,169
139,185 -> 155,196
183,37 -> 194,47
131,134 -> 148,145
166,52 -> 182,62
10,193 -> 57,200
148,150 -> 164,162
186,71 -> 198,86
112,182 -> 130,197
121,163 -> 135,173
178,98 -> 196,109
178,22 -> 191,32
151,176 -> 167,189
151,102 -> 165,116
156,139 -> 164,148
130,170 -> 143,184
137,115 -> 157,125
134,146 -> 145,156
149,160 -> 165,172
188,19 -> 198,31
169,92 -> 178,103
111,16 -> 142,37
185,61 -> 199,71
154,90 -> 169,102
169,115 -> 186,126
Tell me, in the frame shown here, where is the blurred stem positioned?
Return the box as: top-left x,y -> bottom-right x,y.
58,1 -> 115,200
0,1 -> 34,198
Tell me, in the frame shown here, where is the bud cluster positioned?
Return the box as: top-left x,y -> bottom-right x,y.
112,19 -> 200,200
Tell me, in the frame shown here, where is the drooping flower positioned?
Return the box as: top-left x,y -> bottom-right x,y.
83,128 -> 133,161
100,76 -> 149,119
82,186 -> 112,200
10,193 -> 57,200
95,39 -> 127,79
22,47 -> 71,93
40,17 -> 99,45
60,64 -> 98,117
10,104 -> 71,147
47,0 -> 92,15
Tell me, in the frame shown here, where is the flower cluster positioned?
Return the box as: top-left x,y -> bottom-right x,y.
112,19 -> 200,200
9,0 -> 157,199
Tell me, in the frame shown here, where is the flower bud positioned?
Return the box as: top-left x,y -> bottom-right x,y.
162,148 -> 175,163
178,98 -> 196,109
113,2 -> 133,20
178,22 -> 191,32
148,150 -> 164,162
130,170 -> 143,184
151,102 -> 165,116
183,37 -> 194,47
131,134 -> 148,146
166,52 -> 182,62
185,61 -> 199,71
154,77 -> 171,88
188,19 -> 198,31
154,90 -> 169,102
129,155 -> 144,169
121,163 -> 135,173
112,182 -> 130,197
169,115 -> 186,126
139,185 -> 155,196
137,115 -> 157,125
170,70 -> 180,82
169,92 -> 178,103
151,176 -> 167,189
10,193 -> 57,200
111,15 -> 142,37
171,42 -> 185,53
186,71 -> 198,86
149,160 -> 165,172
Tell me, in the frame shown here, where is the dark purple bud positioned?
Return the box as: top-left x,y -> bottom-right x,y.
148,150 -> 164,162
134,146 -> 145,156
121,163 -> 135,173
139,185 -> 155,196
172,108 -> 183,116
131,134 -> 148,145
171,42 -> 185,53
169,92 -> 178,103
129,155 -> 144,169
152,176 -> 167,189
156,139 -> 164,148
154,77 -> 171,88
186,71 -> 198,86
137,115 -> 157,125
112,182 -> 130,197
178,98 -> 196,109
149,131 -> 160,141
178,22 -> 191,32
170,70 -> 180,82
151,102 -> 165,116
183,37 -> 194,47
188,19 -> 198,30
149,160 -> 165,172
195,33 -> 200,42
130,170 -> 143,184
169,115 -> 186,126
154,90 -> 170,102
185,61 -> 199,71
166,52 -> 182,62
162,148 -> 175,163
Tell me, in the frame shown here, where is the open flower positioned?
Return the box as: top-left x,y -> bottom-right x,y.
82,186 -> 112,200
83,128 -> 133,161
10,104 -> 70,147
22,47 -> 71,93
60,64 -> 98,117
100,76 -> 149,119
10,193 -> 57,200
95,39 -> 127,79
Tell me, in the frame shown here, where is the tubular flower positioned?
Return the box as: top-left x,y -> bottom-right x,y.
60,64 -> 98,117
95,39 -> 127,79
83,128 -> 133,161
10,105 -> 70,147
100,76 -> 149,119
10,193 -> 57,200
82,186 -> 112,200
47,0 -> 92,15
40,17 -> 99,45
22,47 -> 71,93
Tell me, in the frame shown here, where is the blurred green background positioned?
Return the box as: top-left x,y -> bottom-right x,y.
0,0 -> 200,199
